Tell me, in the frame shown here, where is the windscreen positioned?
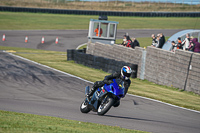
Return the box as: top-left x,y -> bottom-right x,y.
114,79 -> 124,89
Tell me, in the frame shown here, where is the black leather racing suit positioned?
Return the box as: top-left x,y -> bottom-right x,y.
87,71 -> 131,99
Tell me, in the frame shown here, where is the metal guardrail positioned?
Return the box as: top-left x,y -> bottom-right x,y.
0,6 -> 200,17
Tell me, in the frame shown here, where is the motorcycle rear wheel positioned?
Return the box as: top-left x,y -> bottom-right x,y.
80,99 -> 91,113
97,97 -> 114,116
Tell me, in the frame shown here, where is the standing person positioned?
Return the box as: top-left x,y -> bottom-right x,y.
159,33 -> 166,48
187,36 -> 194,51
182,33 -> 190,51
121,35 -> 132,47
126,35 -> 132,47
177,37 -> 183,50
192,38 -> 200,53
121,35 -> 127,46
94,25 -> 103,37
126,33 -> 132,42
170,41 -> 177,52
151,34 -> 157,47
131,38 -> 140,49
155,34 -> 161,48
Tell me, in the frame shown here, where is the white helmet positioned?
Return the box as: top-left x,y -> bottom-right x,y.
121,66 -> 132,80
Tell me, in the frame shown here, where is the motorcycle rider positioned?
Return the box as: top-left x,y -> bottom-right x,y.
87,66 -> 132,102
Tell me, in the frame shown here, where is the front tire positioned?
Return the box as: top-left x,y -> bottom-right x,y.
97,97 -> 114,116
80,99 -> 91,113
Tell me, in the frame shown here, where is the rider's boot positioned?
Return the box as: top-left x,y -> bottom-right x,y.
86,87 -> 96,101
86,81 -> 104,101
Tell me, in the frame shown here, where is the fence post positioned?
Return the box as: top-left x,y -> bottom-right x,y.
183,53 -> 193,91
140,50 -> 146,80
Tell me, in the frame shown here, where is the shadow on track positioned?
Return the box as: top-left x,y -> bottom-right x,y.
103,114 -> 171,124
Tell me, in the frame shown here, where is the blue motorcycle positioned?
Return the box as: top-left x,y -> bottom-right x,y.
80,79 -> 125,115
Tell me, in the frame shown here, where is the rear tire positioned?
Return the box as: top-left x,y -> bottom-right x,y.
80,99 -> 91,113
97,97 -> 114,116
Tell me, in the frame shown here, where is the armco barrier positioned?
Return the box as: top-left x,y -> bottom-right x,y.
67,49 -> 138,78
0,6 -> 200,17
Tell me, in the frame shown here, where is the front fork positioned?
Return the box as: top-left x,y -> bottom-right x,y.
85,86 -> 90,96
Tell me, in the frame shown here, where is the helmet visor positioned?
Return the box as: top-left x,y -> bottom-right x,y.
123,72 -> 131,78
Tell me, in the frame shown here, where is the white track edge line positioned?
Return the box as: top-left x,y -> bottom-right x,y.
6,52 -> 200,114
76,43 -> 87,50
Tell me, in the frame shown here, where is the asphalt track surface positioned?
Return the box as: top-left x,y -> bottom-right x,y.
0,52 -> 200,133
0,29 -> 182,51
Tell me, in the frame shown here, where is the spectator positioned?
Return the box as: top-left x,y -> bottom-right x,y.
151,34 -> 157,47
126,33 -> 132,42
94,25 -> 103,37
170,41 -> 177,52
121,35 -> 127,46
155,34 -> 161,48
131,38 -> 140,49
187,36 -> 194,52
159,33 -> 166,48
121,35 -> 132,47
176,37 -> 183,50
192,38 -> 200,53
182,33 -> 190,51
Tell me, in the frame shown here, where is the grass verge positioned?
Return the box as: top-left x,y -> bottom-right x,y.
0,46 -> 200,112
0,12 -> 199,30
0,110 -> 147,133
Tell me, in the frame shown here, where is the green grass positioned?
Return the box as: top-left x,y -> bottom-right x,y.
0,12 -> 199,30
0,110 -> 147,133
1,46 -> 200,112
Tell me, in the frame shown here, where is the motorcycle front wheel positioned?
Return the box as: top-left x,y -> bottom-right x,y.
80,99 -> 91,113
97,97 -> 114,116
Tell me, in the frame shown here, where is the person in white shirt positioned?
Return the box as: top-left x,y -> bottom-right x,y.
182,33 -> 190,51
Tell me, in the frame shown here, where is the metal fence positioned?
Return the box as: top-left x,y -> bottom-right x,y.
1,6 -> 199,17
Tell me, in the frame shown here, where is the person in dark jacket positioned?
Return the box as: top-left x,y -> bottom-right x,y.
192,38 -> 200,53
86,66 -> 132,103
159,33 -> 165,48
170,41 -> 177,52
131,38 -> 140,49
177,37 -> 183,50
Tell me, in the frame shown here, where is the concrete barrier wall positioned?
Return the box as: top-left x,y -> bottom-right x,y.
67,49 -> 138,78
87,42 -> 145,78
145,46 -> 193,90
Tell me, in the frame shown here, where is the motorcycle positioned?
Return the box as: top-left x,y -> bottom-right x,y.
80,78 -> 125,116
